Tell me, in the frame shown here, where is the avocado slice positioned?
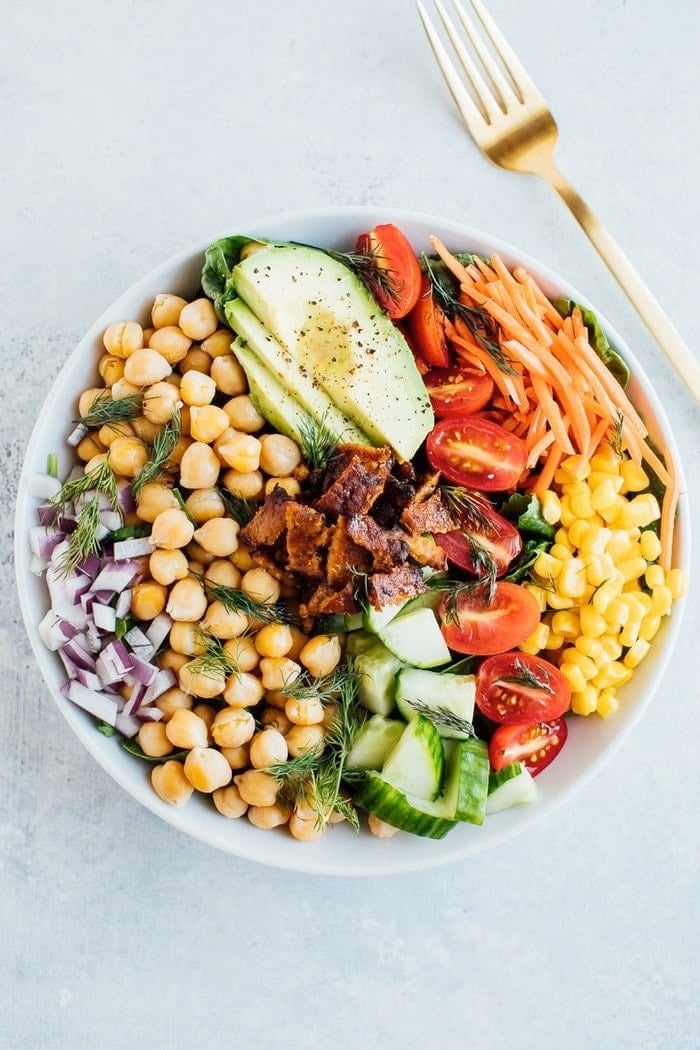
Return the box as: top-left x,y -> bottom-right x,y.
231,243 -> 433,460
225,299 -> 370,446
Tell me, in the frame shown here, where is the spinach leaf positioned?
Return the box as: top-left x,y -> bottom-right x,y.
553,297 -> 631,389
503,537 -> 551,583
96,721 -> 117,737
499,492 -> 555,540
201,236 -> 264,321
121,739 -> 188,763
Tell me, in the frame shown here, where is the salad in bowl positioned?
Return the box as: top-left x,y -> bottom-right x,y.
15,207 -> 688,874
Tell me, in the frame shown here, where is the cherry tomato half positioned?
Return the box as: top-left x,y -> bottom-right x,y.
355,223 -> 422,319
439,581 -> 541,656
424,366 -> 494,418
488,717 -> 568,776
426,416 -> 527,492
436,501 -> 522,577
476,652 -> 571,724
405,274 -> 451,366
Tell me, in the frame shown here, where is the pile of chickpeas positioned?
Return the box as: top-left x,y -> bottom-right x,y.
75,291 -> 362,842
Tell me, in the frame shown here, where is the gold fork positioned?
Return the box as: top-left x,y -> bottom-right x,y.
417,0 -> 700,404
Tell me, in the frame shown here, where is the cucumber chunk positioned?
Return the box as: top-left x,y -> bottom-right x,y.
394,667 -> 476,739
381,715 -> 445,801
355,641 -> 403,715
378,608 -> 451,669
453,738 -> 490,825
345,715 -> 405,773
344,629 -> 375,659
486,762 -> 539,814
362,599 -> 406,635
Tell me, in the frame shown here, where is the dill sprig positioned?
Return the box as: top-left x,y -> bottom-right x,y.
498,656 -> 554,694
185,634 -> 238,682
280,664 -> 351,705
49,456 -> 119,517
611,409 -> 625,458
426,574 -> 496,625
172,487 -> 197,525
441,486 -> 494,532
422,253 -> 516,375
195,572 -> 297,627
58,493 -> 103,575
403,699 -> 476,739
73,391 -> 142,430
217,486 -> 255,526
298,410 -> 345,471
131,411 -> 182,497
322,245 -> 401,307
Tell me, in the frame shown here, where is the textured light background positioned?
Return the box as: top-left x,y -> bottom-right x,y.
1,1 -> 698,1047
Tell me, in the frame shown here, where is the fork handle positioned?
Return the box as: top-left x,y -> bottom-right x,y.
540,162 -> 700,404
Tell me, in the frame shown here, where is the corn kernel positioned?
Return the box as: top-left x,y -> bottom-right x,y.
606,529 -> 633,559
619,460 -> 648,493
590,448 -> 620,473
550,542 -> 572,563
554,527 -> 569,546
523,583 -> 548,613
599,496 -> 627,525
590,478 -> 623,514
559,499 -> 576,528
599,635 -> 623,661
579,525 -> 612,559
567,519 -> 591,549
579,605 -> 607,638
593,661 -> 632,690
560,662 -> 587,694
564,650 -> 599,680
644,563 -> 665,589
604,598 -> 629,628
665,568 -> 688,600
562,454 -> 591,480
534,551 -> 563,581
587,470 -> 623,492
546,592 -> 576,611
569,490 -> 595,519
551,611 -> 580,639
543,631 -> 565,650
558,557 -> 587,599
574,636 -> 606,663
639,530 -> 662,561
614,493 -> 661,530
592,578 -> 622,615
619,620 -> 641,649
540,490 -> 562,524
618,555 -> 648,584
570,684 -> 599,716
519,622 -> 550,654
639,614 -> 662,643
596,688 -> 619,719
623,639 -> 651,669
650,585 -> 672,618
585,553 -> 616,588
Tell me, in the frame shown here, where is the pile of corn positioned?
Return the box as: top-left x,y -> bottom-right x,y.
519,446 -> 686,718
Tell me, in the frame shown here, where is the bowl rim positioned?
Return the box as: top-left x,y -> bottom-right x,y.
14,204 -> 691,875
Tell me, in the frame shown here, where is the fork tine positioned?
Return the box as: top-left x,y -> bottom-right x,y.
467,0 -> 543,105
417,1 -> 484,129
450,0 -> 518,111
433,1 -> 501,123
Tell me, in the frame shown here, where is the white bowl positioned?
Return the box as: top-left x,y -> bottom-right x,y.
14,206 -> 690,875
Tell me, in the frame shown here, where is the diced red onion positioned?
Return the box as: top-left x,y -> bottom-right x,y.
84,623 -> 103,653
92,603 -> 116,633
36,503 -> 58,526
115,589 -> 132,618
117,482 -> 137,514
29,525 -> 65,559
145,611 -> 172,650
89,560 -> 140,595
75,668 -> 104,691
66,424 -> 88,448
126,655 -> 159,687
136,706 -> 164,722
115,712 -> 140,738
30,554 -> 49,577
61,637 -> 97,671
123,683 -> 147,716
113,536 -> 154,560
28,472 -> 63,500
124,625 -> 150,649
67,681 -> 118,725
100,509 -> 122,533
76,552 -> 102,580
143,667 -> 176,702
38,611 -> 77,651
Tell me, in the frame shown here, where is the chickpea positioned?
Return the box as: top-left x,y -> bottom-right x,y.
165,708 -> 209,749
264,476 -> 301,499
211,357 -> 247,396
241,568 -> 281,605
77,387 -> 104,417
136,721 -> 173,758
264,689 -> 289,710
166,435 -> 193,469
156,649 -> 191,674
98,421 -> 133,447
212,783 -> 248,819
151,760 -> 193,806
143,381 -> 180,425
184,747 -> 232,793
155,686 -> 194,721
103,321 -> 144,358
130,415 -> 161,444
179,441 -> 220,490
205,559 -> 242,589
368,814 -> 399,838
201,329 -> 233,358
230,544 -> 255,572
300,635 -> 342,679
221,469 -> 264,501
247,802 -> 292,830
182,487 -> 223,524
150,507 -> 195,549
260,707 -> 293,734
84,452 -> 108,474
185,540 -> 216,566
259,434 -> 302,477
192,703 -> 216,738
152,293 -> 188,329
136,482 -> 179,523
202,601 -> 248,640
222,636 -> 259,673
193,518 -> 240,557
76,433 -> 106,462
259,657 -> 301,692
288,812 -> 326,842
166,577 -> 208,622
255,623 -> 293,659
211,707 -> 256,748
234,769 -> 278,807
107,436 -> 148,477
222,394 -> 265,432
249,728 -> 288,769
98,353 -> 125,386
131,580 -> 168,620
123,347 -> 171,386
149,548 -> 188,586
286,626 -> 311,662
148,325 -> 192,365
179,297 -> 218,340
179,369 -> 216,407
111,377 -> 141,400
169,622 -> 206,657
179,661 -> 227,699
189,405 -> 230,443
217,433 -> 262,473
177,347 -> 212,376
285,723 -> 325,757
222,671 -> 265,708
220,743 -> 250,770
142,327 -> 155,344
285,696 -> 324,726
